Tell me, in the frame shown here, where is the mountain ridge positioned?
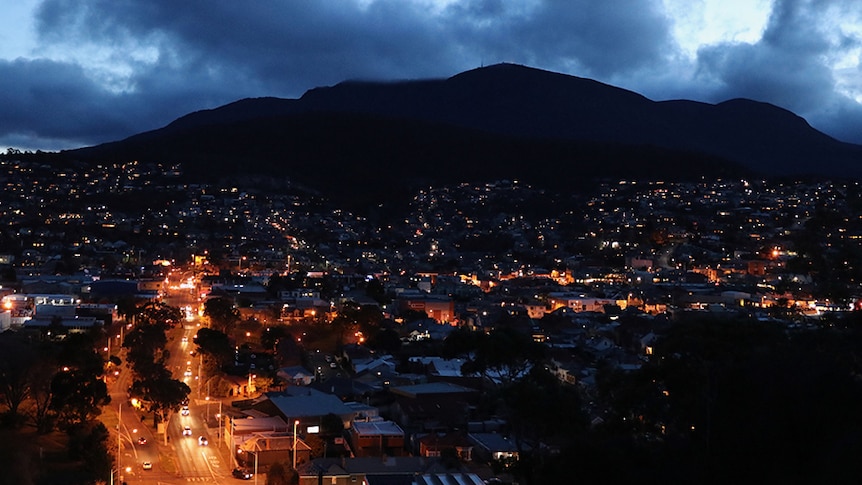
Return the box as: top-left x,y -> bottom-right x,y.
62,63 -> 862,201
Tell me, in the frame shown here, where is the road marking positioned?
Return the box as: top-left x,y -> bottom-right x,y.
200,450 -> 221,481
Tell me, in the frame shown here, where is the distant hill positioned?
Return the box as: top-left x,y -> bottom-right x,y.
61,63 -> 862,203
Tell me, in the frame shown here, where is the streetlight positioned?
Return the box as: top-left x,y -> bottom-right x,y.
246,448 -> 259,485
116,403 -> 122,484
293,419 -> 299,470
216,400 -> 223,441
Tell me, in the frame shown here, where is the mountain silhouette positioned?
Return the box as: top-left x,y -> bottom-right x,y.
62,63 -> 862,203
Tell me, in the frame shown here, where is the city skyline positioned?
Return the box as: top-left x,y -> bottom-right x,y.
2,0 -> 862,151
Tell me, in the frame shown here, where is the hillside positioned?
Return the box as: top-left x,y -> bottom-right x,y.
61,63 -> 862,203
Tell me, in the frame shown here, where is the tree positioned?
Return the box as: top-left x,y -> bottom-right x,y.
194,327 -> 234,373
441,326 -> 481,359
129,367 -> 190,424
115,296 -> 144,323
204,297 -> 241,334
500,366 -> 586,450
365,278 -> 389,305
460,326 -> 546,385
68,421 -> 112,482
123,323 -> 169,375
50,369 -> 110,428
261,325 -> 293,352
304,433 -> 325,458
136,301 -> 183,327
320,413 -> 344,438
0,266 -> 15,282
592,317 -> 862,483
366,327 -> 401,353
57,332 -> 105,376
330,313 -> 357,349
266,461 -> 298,485
0,334 -> 38,426
29,359 -> 57,433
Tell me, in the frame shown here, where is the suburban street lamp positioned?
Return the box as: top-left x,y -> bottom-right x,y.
293,419 -> 299,470
251,449 -> 259,485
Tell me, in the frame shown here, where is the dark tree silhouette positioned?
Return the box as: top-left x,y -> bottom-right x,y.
204,297 -> 241,334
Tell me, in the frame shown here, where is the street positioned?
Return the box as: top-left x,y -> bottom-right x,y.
108,268 -> 237,484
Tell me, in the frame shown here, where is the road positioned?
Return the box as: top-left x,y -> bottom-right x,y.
110,267 -> 237,484
165,267 -> 236,483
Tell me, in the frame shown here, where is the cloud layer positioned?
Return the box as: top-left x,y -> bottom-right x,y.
2,0 -> 862,150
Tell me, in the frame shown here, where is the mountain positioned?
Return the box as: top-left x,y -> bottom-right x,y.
62,63 -> 862,202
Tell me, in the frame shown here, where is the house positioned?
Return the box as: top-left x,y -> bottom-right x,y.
408,356 -> 465,379
235,431 -> 312,472
413,474 -> 485,485
297,456 -> 446,485
547,292 -> 626,313
344,401 -> 381,423
388,382 -> 480,433
396,294 -> 455,323
309,375 -> 379,401
468,433 -> 525,463
348,420 -> 406,457
277,366 -> 316,386
399,319 -> 456,342
279,289 -> 332,321
353,356 -> 398,377
253,388 -> 357,430
225,415 -> 290,455
23,315 -> 99,334
415,431 -> 474,461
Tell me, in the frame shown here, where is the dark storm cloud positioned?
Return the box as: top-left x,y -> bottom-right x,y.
444,0 -> 676,78
36,0 -> 462,90
694,0 -> 862,140
0,58 -> 130,147
0,55 -> 256,149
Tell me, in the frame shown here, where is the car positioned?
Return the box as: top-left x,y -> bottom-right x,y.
183,426 -> 192,436
181,336 -> 188,343
184,367 -> 192,377
232,468 -> 253,480
198,436 -> 208,446
181,406 -> 190,416
142,461 -> 153,470
137,437 -> 147,445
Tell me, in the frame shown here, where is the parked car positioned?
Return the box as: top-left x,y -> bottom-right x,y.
232,468 -> 253,480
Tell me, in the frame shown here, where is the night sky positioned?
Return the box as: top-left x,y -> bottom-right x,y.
2,0 -> 862,151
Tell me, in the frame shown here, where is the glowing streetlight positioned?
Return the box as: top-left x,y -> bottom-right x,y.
293,420 -> 299,470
